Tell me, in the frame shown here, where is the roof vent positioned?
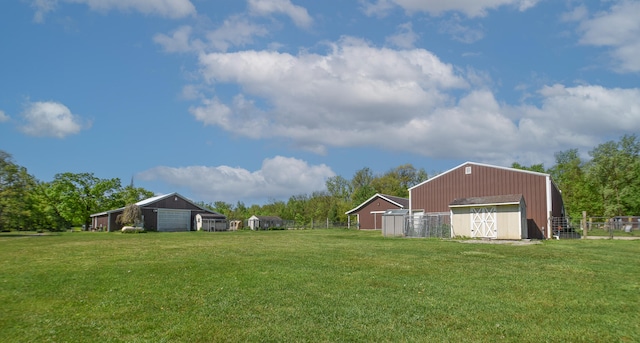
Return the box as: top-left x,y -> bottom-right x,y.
465,166 -> 472,175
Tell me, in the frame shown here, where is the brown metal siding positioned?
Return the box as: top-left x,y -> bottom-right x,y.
141,208 -> 157,231
92,215 -> 109,230
411,163 -> 554,238
356,197 -> 403,230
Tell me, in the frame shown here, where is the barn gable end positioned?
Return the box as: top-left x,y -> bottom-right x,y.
345,193 -> 409,230
409,162 -> 564,239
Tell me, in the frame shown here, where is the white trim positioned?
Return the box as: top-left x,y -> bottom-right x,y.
450,201 -> 520,208
345,193 -> 408,214
546,175 -> 552,239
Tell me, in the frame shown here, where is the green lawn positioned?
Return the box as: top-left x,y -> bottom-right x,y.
1,230 -> 638,342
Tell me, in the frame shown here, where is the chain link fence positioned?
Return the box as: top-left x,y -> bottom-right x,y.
551,215 -> 640,239
404,213 -> 451,238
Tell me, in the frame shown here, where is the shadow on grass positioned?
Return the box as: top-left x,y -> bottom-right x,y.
0,232 -> 62,238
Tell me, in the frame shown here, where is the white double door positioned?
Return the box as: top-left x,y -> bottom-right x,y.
471,207 -> 497,238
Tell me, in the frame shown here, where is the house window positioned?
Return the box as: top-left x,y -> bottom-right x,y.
465,166 -> 472,175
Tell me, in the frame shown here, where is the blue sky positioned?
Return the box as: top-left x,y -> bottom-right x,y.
1,0 -> 639,205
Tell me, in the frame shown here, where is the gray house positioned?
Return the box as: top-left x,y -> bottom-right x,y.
90,192 -> 226,232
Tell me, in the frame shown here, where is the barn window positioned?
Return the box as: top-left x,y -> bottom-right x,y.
465,166 -> 472,174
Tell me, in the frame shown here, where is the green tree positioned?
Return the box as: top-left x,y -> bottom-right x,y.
587,134 -> 640,216
351,167 -> 376,205
549,149 -> 600,218
326,175 -> 352,202
0,151 -> 35,230
45,172 -> 122,228
371,164 -> 427,197
511,162 -> 546,173
117,185 -> 154,207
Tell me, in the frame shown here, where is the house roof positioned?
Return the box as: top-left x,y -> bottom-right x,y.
409,161 -> 551,191
345,193 -> 409,215
449,194 -> 524,207
90,192 -> 224,217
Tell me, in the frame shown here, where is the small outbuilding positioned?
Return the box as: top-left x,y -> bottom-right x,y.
449,194 -> 527,239
247,215 -> 283,230
195,213 -> 227,232
345,194 -> 409,230
382,209 -> 409,237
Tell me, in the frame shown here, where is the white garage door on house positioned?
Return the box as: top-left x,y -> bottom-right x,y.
157,209 -> 191,232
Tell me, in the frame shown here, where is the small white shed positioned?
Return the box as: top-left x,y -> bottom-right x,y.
449,194 -> 527,239
195,213 -> 227,232
382,209 -> 409,237
247,215 -> 283,230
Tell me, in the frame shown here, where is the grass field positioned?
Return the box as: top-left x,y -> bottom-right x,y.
1,230 -> 638,342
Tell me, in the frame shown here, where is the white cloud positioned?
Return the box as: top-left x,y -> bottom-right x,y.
192,37 -> 468,151
137,156 -> 335,203
154,16 -> 269,53
386,22 -> 419,48
0,110 -> 9,122
574,1 -> 640,73
31,0 -> 195,21
153,25 -> 201,53
186,34 -> 640,167
361,0 -> 540,18
248,0 -> 313,28
205,15 -> 269,52
20,101 -> 89,138
438,15 -> 484,43
30,0 -> 57,23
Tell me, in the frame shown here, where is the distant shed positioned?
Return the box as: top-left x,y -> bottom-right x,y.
382,209 -> 409,237
247,215 -> 283,230
195,213 -> 227,231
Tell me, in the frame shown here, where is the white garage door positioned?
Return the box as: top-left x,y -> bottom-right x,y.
157,209 -> 191,232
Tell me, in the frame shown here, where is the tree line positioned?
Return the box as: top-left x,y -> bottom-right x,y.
199,164 -> 428,225
0,150 -> 153,231
1,134 -> 638,231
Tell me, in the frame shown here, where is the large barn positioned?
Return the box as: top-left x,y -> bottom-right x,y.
346,193 -> 409,230
90,192 -> 226,232
409,162 -> 565,239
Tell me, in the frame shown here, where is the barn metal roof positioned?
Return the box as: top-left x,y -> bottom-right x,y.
345,193 -> 409,215
409,161 -> 552,191
449,194 -> 524,207
90,192 -> 224,217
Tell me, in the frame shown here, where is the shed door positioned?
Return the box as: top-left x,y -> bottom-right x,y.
157,209 -> 191,232
471,207 -> 497,238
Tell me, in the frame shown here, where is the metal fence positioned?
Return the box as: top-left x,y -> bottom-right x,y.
244,219 -> 348,230
550,215 -> 640,239
404,212 -> 451,238
550,216 -> 582,239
